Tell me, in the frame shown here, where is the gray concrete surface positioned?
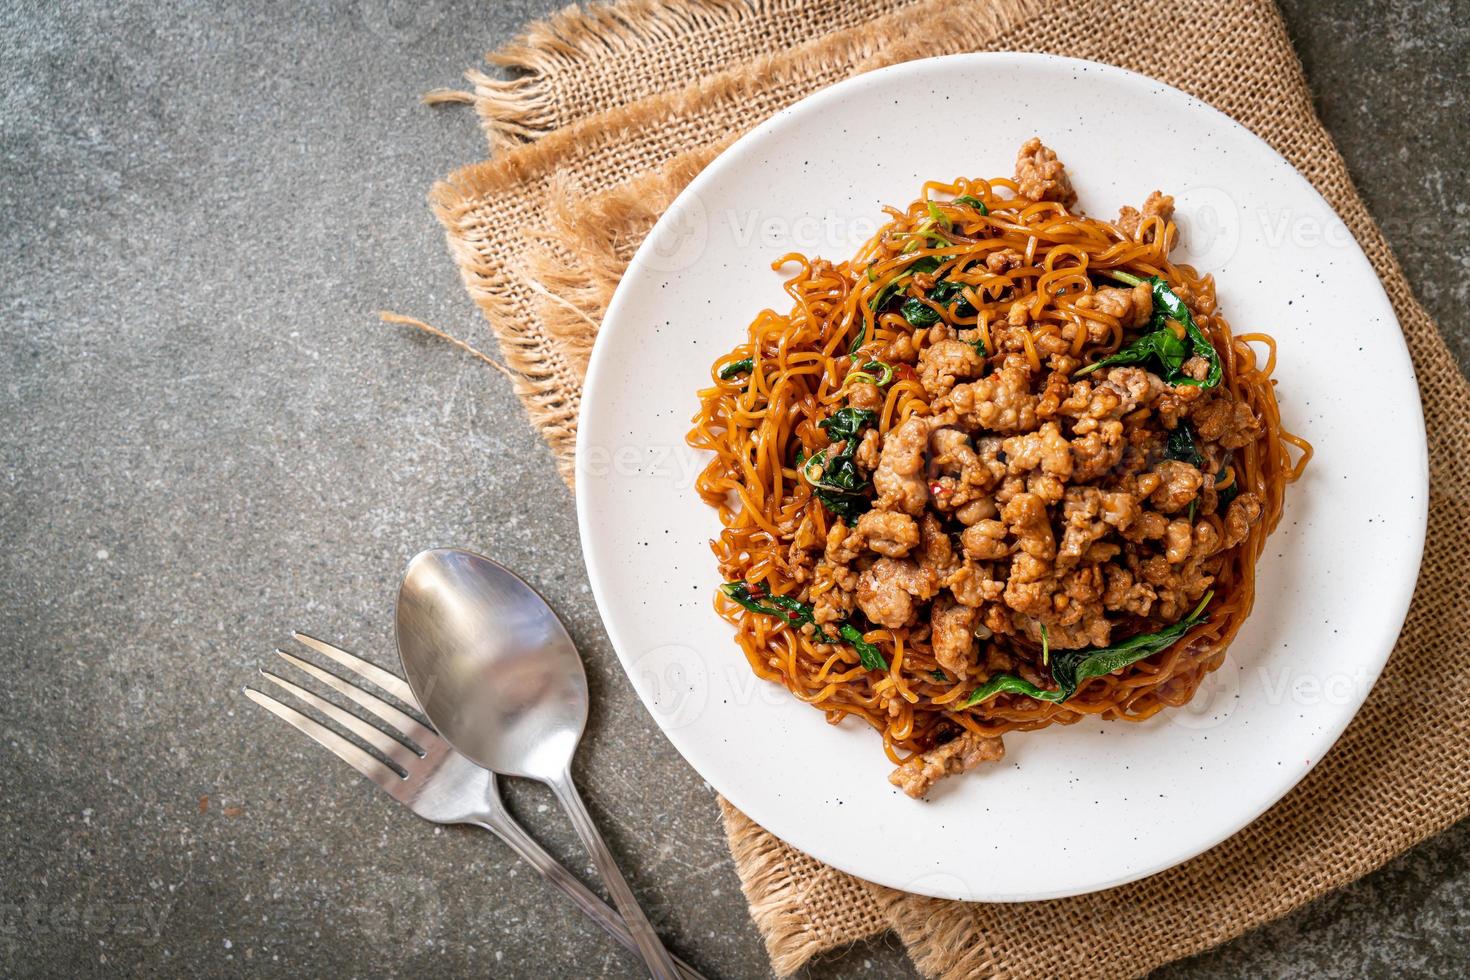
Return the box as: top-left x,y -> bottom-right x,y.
2,0 -> 1465,976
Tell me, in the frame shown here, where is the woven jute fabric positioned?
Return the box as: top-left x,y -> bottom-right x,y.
430,0 -> 1470,975
439,0 -> 925,150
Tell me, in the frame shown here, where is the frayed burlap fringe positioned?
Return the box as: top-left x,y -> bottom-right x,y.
432,0 -> 1470,975
422,88 -> 475,106
378,311 -> 515,378
448,0 -> 924,151
717,799 -> 888,975
526,145 -> 729,381
874,890 -> 1006,980
469,0 -> 752,149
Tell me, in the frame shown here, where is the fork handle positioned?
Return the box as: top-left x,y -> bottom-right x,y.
469,812 -> 707,980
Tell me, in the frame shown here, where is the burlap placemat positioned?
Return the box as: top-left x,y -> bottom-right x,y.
428,0 -> 1470,974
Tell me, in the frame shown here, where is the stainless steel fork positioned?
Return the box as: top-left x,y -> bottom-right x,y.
245,632 -> 705,980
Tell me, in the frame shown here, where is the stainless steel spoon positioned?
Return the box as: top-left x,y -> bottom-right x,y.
395,548 -> 681,980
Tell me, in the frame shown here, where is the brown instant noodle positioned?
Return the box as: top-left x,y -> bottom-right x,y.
688,142 -> 1310,791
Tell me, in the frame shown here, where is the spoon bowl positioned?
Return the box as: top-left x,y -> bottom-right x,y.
395,547 -> 681,979
395,548 -> 585,781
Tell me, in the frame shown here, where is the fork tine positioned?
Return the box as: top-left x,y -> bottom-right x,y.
274,649 -> 433,745
244,687 -> 402,792
258,670 -> 423,769
291,631 -> 421,708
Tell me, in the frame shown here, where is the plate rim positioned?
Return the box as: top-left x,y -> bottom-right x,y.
575,51 -> 1429,901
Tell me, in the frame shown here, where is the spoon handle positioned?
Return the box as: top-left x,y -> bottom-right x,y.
545,770 -> 682,980
470,812 -> 707,980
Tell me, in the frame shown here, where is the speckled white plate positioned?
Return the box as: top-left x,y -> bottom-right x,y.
575,54 -> 1427,901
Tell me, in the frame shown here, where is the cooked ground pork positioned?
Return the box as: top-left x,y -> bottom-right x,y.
889,732 -> 1006,798
854,428 -> 882,471
918,339 -> 984,399
873,415 -> 931,515
1150,460 -> 1204,514
1192,393 -> 1263,449
931,598 -> 980,677
804,172 -> 1266,654
856,557 -> 940,628
1116,190 -> 1175,239
854,509 -> 920,558
809,304 -> 1262,647
708,139 -> 1285,797
847,381 -> 884,411
944,364 -> 1039,432
1014,137 -> 1077,208
1076,282 -> 1153,328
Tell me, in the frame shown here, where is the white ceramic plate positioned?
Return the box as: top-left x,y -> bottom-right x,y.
576,54 -> 1427,901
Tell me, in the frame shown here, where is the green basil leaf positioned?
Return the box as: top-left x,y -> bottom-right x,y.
952,194 -> 989,215
809,486 -> 861,520
806,408 -> 878,520
1085,272 -> 1222,389
927,279 -> 965,304
1165,420 -> 1205,470
867,256 -> 945,314
818,407 -> 876,443
1152,281 -> 1222,389
764,594 -> 834,643
840,622 -> 889,671
721,582 -> 833,643
1075,326 -> 1186,378
962,671 -> 1067,707
901,297 -> 942,327
718,357 -> 753,381
1216,457 -> 1241,510
923,277 -> 976,318
963,592 -> 1213,707
722,582 -> 888,668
